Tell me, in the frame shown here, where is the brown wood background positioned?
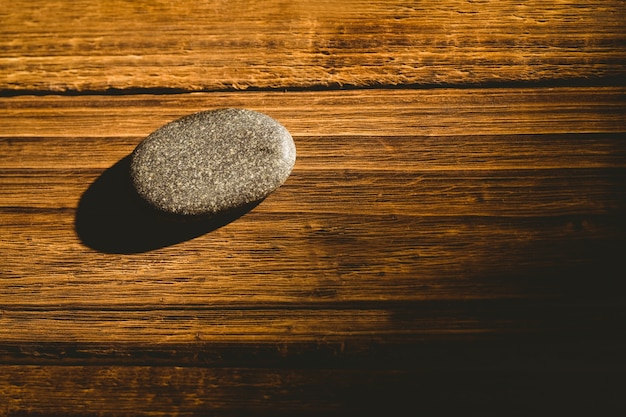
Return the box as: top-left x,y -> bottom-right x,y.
1,1 -> 625,415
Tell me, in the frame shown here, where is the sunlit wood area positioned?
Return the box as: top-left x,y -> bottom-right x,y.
1,1 -> 625,415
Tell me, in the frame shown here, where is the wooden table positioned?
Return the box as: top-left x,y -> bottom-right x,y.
1,1 -> 625,415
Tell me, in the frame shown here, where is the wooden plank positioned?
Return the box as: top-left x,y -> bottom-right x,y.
1,0 -> 625,92
1,89 -> 625,352
1,365 -> 624,416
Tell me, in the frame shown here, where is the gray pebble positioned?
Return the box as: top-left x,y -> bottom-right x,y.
130,108 -> 296,216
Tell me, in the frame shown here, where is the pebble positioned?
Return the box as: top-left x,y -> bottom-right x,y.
130,108 -> 296,216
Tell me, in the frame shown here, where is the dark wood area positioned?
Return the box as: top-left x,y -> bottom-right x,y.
1,1 -> 625,416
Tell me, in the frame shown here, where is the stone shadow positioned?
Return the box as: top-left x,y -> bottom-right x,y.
75,155 -> 259,254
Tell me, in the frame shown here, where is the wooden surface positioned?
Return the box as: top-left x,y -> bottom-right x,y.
2,0 -> 625,91
1,1 -> 625,416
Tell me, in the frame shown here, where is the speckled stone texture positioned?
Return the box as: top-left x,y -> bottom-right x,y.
130,108 -> 296,216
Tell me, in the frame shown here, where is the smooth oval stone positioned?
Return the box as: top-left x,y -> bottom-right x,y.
130,108 -> 296,216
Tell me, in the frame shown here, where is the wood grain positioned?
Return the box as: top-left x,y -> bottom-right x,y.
2,365 -> 623,416
1,0 -> 625,92
1,0 -> 626,415
1,88 -> 625,375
